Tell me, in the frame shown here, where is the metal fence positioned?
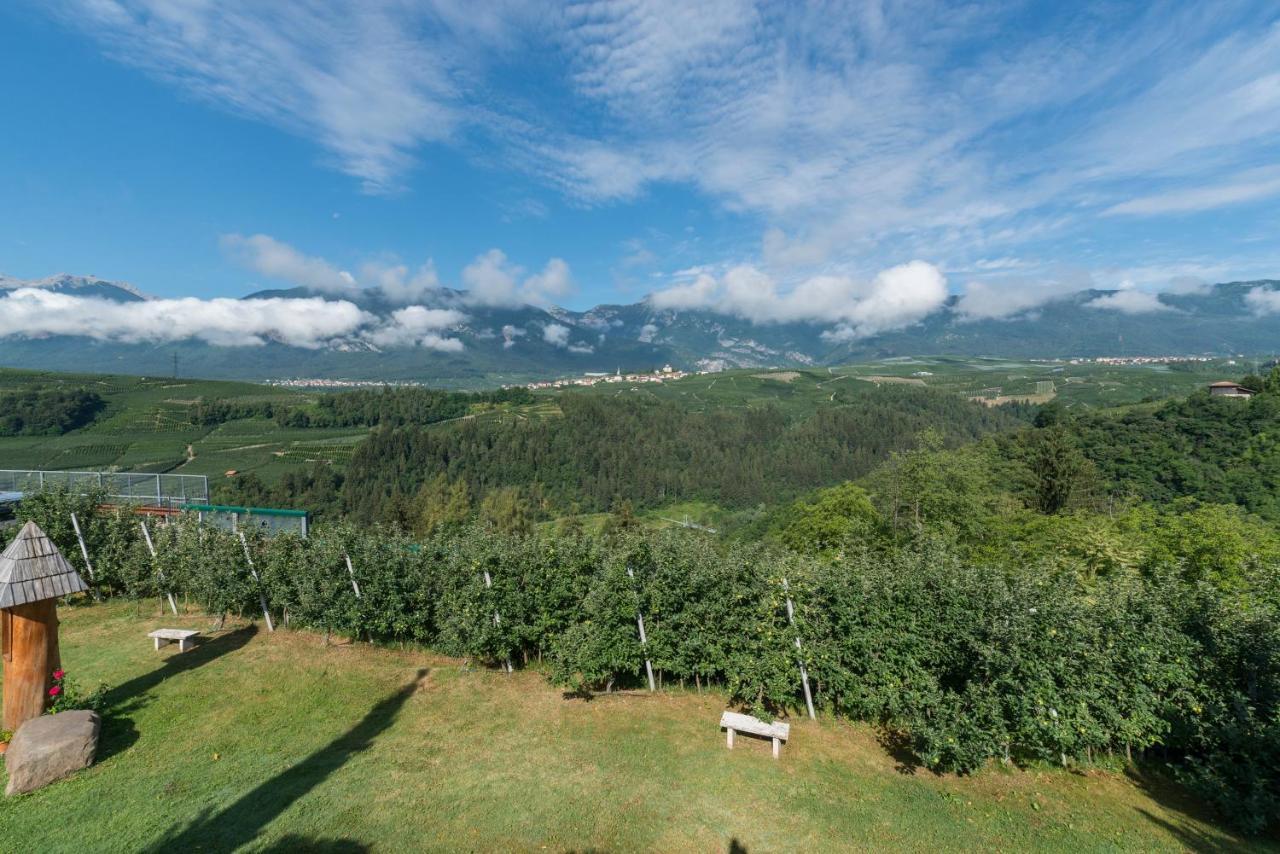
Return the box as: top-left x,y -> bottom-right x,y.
0,470 -> 209,506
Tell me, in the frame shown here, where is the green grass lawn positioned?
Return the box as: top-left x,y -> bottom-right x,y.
1,602 -> 1271,852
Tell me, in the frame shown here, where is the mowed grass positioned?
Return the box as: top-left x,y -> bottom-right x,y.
2,603 -> 1271,853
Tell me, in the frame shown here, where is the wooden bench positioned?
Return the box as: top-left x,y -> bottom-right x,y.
720,710 -> 790,759
148,628 -> 199,653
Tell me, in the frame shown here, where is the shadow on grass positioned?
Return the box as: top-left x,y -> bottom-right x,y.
1124,765 -> 1255,851
143,668 -> 428,854
877,729 -> 925,776
97,625 -> 259,762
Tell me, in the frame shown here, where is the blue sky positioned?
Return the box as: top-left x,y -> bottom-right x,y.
2,1 -> 1279,328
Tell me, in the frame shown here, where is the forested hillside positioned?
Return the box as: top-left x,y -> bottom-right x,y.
1067,387 -> 1280,519
330,386 -> 1020,522
0,387 -> 104,436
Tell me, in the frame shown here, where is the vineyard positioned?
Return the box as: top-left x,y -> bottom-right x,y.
16,487 -> 1279,836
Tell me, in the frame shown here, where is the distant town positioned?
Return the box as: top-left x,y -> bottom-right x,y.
263,356 -> 1253,392
522,365 -> 691,390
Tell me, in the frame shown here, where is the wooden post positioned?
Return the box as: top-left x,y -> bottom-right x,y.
343,552 -> 362,598
140,520 -> 179,615
238,532 -> 274,632
783,578 -> 817,720
482,570 -> 513,673
2,600 -> 57,732
627,567 -> 656,692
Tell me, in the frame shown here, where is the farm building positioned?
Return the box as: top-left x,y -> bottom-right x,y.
1208,381 -> 1256,398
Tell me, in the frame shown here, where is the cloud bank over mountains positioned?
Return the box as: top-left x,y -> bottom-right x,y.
650,261 -> 948,341
5,226 -> 1268,352
0,288 -> 371,348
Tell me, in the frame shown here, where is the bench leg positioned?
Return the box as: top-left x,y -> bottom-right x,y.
772,737 -> 781,759
154,637 -> 164,651
727,728 -> 734,749
178,638 -> 191,653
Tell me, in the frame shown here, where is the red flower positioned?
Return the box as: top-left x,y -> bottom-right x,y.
48,685 -> 62,697
53,669 -> 65,681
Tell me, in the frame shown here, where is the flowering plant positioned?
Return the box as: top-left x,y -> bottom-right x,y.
47,670 -> 108,715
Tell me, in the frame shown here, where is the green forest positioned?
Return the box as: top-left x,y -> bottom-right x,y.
0,387 -> 104,436
220,385 -> 1022,522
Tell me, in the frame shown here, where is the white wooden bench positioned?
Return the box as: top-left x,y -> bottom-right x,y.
148,628 -> 199,653
720,710 -> 790,759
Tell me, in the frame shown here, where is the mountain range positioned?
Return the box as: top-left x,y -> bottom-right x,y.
0,273 -> 1278,387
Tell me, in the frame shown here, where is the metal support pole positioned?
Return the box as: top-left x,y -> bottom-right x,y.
628,567 -> 656,691
343,552 -> 362,598
239,532 -> 274,632
69,512 -> 95,581
70,512 -> 102,602
783,578 -> 816,720
483,570 -> 513,673
140,520 -> 179,615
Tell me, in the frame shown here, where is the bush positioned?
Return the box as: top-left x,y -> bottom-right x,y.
16,494 -> 1279,835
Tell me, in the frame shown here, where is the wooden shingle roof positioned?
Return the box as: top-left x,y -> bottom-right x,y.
0,521 -> 89,608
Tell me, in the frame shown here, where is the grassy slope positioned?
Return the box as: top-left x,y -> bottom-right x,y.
0,369 -> 367,485
1,602 -> 1269,853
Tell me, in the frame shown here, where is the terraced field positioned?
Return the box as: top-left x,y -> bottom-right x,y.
571,357 -> 1237,413
0,369 -> 369,484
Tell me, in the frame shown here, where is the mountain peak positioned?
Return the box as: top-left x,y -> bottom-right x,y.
0,272 -> 147,300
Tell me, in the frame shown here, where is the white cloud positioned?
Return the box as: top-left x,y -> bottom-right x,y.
542,323 -> 571,347
501,323 -> 526,349
462,250 -> 575,307
1105,167 -> 1280,216
364,305 -> 464,350
462,250 -> 520,307
51,1 -> 526,192
638,323 -> 659,343
567,343 -> 594,354
953,273 -> 1093,321
1085,289 -> 1174,314
221,234 -> 355,294
522,258 -> 574,305
359,261 -> 443,305
0,288 -> 371,348
1245,286 -> 1280,315
647,274 -> 720,311
224,235 -> 575,311
649,260 -> 948,339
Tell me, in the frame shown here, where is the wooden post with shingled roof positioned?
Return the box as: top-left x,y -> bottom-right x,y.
0,521 -> 89,733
